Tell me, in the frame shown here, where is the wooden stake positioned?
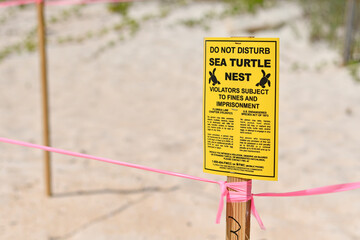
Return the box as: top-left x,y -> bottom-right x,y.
36,0 -> 52,197
225,36 -> 254,240
343,0 -> 357,65
226,177 -> 251,240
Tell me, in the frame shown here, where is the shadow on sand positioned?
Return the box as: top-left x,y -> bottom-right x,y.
49,185 -> 179,240
53,186 -> 179,198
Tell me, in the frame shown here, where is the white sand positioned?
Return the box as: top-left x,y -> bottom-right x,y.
0,1 -> 359,239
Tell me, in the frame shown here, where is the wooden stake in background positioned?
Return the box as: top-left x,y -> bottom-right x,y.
36,0 -> 52,197
343,0 -> 357,65
226,177 -> 251,240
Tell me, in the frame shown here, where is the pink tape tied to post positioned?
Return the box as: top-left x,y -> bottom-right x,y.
0,137 -> 360,230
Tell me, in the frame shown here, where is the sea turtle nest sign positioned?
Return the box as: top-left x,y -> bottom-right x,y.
203,37 -> 279,181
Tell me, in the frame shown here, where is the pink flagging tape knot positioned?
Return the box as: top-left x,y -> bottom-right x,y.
215,181 -> 266,229
226,181 -> 252,202
0,137 -> 359,230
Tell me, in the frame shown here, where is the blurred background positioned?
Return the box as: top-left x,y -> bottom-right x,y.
0,0 -> 359,239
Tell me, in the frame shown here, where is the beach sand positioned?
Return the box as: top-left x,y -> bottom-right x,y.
0,1 -> 359,239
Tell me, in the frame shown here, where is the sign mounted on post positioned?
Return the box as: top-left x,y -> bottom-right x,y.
203,37 -> 279,181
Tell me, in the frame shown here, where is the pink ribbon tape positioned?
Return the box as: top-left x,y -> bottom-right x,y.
0,137 -> 359,229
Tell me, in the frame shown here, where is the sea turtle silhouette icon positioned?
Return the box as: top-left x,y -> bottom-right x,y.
209,68 -> 220,86
256,69 -> 271,88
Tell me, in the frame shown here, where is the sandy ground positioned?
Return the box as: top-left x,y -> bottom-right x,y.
0,1 -> 360,239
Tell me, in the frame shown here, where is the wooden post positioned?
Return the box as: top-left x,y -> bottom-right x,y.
36,0 -> 52,197
226,177 -> 251,240
226,36 -> 253,240
343,0 -> 357,65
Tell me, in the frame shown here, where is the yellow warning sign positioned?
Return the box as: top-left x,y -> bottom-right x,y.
203,37 -> 279,181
